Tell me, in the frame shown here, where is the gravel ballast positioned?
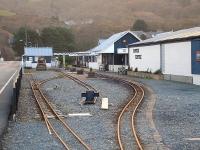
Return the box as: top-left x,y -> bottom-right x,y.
42,75 -> 132,150
2,71 -> 132,150
101,72 -> 200,150
3,70 -> 200,150
2,71 -> 62,150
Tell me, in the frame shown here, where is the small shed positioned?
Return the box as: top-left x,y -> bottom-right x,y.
22,47 -> 53,68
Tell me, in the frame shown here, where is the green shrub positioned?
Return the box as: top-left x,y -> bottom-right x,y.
134,67 -> 138,72
154,69 -> 162,74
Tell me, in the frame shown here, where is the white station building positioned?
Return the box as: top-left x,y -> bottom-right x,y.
75,31 -> 141,72
129,27 -> 200,85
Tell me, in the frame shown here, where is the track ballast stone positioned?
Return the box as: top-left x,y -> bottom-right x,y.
2,71 -> 133,150
41,76 -> 131,150
100,72 -> 200,150
2,71 -> 63,150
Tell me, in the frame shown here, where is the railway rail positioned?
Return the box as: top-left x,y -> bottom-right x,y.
29,69 -> 144,149
30,74 -> 91,150
96,73 -> 144,150
61,71 -> 99,103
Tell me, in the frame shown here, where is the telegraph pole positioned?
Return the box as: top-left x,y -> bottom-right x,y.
25,27 -> 28,47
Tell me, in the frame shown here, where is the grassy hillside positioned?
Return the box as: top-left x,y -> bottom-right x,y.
0,10 -> 16,17
0,28 -> 15,60
0,0 -> 199,51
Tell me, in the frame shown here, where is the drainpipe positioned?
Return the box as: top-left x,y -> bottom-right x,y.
112,53 -> 114,72
128,46 -> 130,69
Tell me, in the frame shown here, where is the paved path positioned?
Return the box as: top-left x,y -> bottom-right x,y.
0,61 -> 21,146
0,62 -> 21,90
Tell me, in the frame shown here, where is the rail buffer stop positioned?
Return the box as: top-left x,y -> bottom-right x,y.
81,91 -> 99,104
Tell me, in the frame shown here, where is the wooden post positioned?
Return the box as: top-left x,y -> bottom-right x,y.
63,54 -> 65,68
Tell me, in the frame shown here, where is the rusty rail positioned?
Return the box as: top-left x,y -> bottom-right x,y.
30,74 -> 91,150
96,73 -> 144,150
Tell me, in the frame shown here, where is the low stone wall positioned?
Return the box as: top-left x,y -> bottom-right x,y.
164,74 -> 193,84
127,71 -> 164,80
127,71 -> 193,84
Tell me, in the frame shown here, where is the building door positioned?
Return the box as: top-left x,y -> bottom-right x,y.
192,39 -> 200,74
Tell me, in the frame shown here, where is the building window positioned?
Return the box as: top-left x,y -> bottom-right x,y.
133,49 -> 139,53
135,55 -> 142,59
196,51 -> 200,61
28,57 -> 33,62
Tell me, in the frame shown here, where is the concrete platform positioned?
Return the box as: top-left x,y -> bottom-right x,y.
0,62 -> 20,89
0,61 -> 21,143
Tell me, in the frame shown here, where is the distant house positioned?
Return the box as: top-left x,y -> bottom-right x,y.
129,27 -> 200,85
22,47 -> 53,68
75,31 -> 141,71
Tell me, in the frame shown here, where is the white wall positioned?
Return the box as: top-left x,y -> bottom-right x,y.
129,45 -> 161,73
0,58 -> 4,62
96,54 -> 102,64
25,61 -> 32,68
129,41 -> 200,86
163,41 -> 191,76
86,54 -> 102,70
89,62 -> 99,70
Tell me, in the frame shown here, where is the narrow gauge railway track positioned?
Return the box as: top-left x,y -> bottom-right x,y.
60,71 -> 99,103
96,73 -> 144,150
30,75 -> 91,150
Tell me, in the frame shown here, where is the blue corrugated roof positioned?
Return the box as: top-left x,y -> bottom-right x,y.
24,47 -> 53,56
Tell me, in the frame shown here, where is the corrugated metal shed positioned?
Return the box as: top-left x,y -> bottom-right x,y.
129,27 -> 200,47
24,47 -> 53,56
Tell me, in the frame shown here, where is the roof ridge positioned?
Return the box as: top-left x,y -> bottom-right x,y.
129,26 -> 200,47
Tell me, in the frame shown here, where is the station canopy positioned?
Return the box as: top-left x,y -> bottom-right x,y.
54,51 -> 98,57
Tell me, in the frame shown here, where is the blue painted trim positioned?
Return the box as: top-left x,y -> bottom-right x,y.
114,33 -> 140,54
191,38 -> 200,74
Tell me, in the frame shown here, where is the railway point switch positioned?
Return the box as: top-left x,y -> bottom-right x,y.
81,90 -> 99,104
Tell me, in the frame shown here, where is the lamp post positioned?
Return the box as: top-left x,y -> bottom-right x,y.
63,53 -> 66,69
0,50 -> 3,62
19,39 -> 26,74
